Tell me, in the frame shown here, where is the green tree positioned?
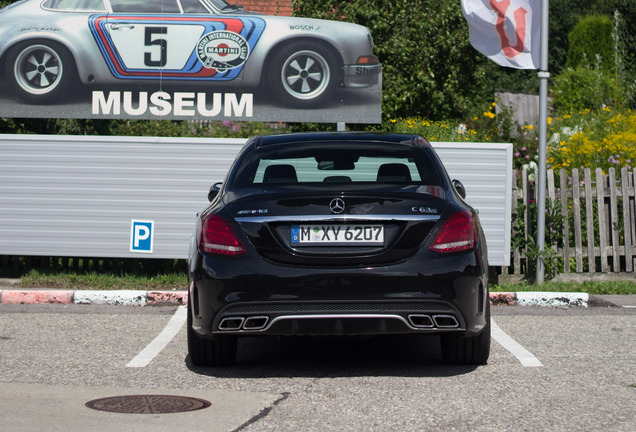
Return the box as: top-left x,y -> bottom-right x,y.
552,10 -> 635,112
549,0 -> 635,75
293,0 -> 496,120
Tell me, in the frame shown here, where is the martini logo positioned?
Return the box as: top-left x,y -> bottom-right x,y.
197,31 -> 249,71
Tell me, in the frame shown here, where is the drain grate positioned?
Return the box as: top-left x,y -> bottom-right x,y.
85,395 -> 211,414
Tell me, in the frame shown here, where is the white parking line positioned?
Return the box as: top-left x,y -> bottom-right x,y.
491,318 -> 543,367
126,305 -> 187,368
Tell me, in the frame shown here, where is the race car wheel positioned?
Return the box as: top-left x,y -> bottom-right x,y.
6,41 -> 75,104
268,42 -> 341,108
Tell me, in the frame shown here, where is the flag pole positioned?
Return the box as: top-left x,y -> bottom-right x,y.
535,0 -> 550,284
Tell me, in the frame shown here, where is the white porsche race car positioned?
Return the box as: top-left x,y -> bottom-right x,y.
0,0 -> 381,107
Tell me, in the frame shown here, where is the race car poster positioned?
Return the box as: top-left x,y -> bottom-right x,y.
0,0 -> 382,123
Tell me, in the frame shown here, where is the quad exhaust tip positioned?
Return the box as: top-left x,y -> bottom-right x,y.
408,314 -> 459,329
432,314 -> 460,328
218,317 -> 245,331
408,314 -> 434,328
243,316 -> 269,330
219,316 -> 269,332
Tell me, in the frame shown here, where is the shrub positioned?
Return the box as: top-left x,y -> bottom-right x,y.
384,118 -> 486,143
552,65 -> 617,112
566,15 -> 615,73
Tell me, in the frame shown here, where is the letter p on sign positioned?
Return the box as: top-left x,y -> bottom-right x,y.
130,220 -> 154,253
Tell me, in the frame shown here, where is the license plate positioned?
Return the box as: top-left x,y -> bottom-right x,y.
291,224 -> 384,245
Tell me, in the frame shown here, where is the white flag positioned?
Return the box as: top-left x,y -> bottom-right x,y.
461,0 -> 541,69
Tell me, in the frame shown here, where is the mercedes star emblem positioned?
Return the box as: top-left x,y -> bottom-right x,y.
329,198 -> 345,214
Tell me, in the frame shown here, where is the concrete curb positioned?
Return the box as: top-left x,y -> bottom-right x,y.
0,289 -> 593,308
489,291 -> 591,307
0,289 -> 188,306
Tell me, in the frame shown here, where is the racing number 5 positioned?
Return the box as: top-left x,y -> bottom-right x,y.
144,27 -> 167,67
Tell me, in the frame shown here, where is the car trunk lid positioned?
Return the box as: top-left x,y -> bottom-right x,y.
229,191 -> 447,266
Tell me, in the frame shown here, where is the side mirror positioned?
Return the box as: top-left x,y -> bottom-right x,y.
208,182 -> 222,202
452,179 -> 467,199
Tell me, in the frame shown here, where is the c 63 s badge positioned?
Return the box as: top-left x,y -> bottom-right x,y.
197,31 -> 249,71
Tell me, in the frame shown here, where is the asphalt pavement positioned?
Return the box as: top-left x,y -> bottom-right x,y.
0,301 -> 634,432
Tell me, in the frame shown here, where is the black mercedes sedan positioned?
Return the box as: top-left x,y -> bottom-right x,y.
187,132 -> 490,366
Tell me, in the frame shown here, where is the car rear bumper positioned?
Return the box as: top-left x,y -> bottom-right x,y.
343,64 -> 381,88
189,250 -> 488,339
212,300 -> 466,335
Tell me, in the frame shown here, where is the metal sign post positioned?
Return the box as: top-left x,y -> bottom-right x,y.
535,0 -> 550,284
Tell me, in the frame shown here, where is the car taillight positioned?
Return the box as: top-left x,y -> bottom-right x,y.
430,211 -> 477,254
198,214 -> 245,255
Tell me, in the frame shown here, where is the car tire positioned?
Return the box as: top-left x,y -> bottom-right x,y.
440,304 -> 491,365
267,41 -> 341,108
5,40 -> 76,104
187,297 -> 237,367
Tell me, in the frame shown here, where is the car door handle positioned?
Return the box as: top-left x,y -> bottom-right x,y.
110,24 -> 135,30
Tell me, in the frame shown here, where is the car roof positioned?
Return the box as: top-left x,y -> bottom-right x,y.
252,132 -> 432,149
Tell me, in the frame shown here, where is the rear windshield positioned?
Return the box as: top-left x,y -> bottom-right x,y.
232,142 -> 445,189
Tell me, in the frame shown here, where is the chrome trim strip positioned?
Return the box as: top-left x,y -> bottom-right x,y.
265,314 -> 416,331
235,214 -> 440,223
263,314 -> 463,332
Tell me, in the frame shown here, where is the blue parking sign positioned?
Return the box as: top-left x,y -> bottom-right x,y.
130,220 -> 154,253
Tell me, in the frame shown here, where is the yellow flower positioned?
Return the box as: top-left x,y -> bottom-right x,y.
528,124 -> 534,130
547,117 -> 552,126
390,119 -> 397,123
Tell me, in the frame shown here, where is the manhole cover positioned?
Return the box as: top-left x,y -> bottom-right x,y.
85,395 -> 211,414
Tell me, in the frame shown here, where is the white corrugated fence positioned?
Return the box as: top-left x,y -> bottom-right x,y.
0,135 -> 511,265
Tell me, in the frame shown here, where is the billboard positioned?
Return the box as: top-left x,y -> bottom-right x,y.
0,0 -> 382,123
